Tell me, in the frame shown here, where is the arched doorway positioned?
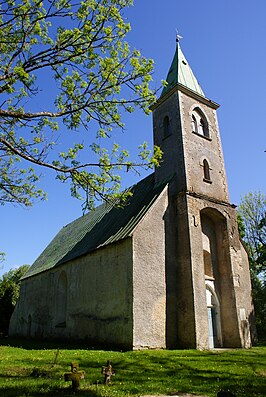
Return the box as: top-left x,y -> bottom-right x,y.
206,285 -> 222,348
55,271 -> 67,327
201,208 -> 226,348
27,314 -> 32,338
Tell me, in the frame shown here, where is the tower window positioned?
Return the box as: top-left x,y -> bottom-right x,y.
192,108 -> 209,138
203,159 -> 212,183
192,114 -> 197,133
163,115 -> 171,138
199,118 -> 205,135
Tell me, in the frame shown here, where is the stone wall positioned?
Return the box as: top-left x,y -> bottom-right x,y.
9,271 -> 54,339
152,91 -> 186,193
175,192 -> 253,349
10,238 -> 134,348
151,83 -> 253,349
179,91 -> 229,203
132,186 -> 168,349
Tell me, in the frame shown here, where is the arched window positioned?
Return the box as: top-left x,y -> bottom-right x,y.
192,114 -> 197,133
163,115 -> 170,138
191,108 -> 209,138
199,118 -> 205,135
203,159 -> 211,182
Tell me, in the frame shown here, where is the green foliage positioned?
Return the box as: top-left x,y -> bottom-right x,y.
0,252 -> 5,264
237,213 -> 246,239
0,0 -> 162,211
238,192 -> 266,272
0,342 -> 265,397
0,265 -> 30,334
237,191 -> 266,339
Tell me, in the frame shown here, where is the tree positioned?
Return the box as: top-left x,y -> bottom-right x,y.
0,265 -> 30,335
0,252 -> 5,264
238,191 -> 266,339
0,0 -> 162,211
238,192 -> 266,278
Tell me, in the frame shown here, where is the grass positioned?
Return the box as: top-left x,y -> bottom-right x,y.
0,339 -> 265,397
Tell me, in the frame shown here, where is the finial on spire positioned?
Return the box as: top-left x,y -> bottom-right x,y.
176,29 -> 183,43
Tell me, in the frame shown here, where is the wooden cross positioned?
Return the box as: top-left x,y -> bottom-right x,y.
101,360 -> 115,384
64,362 -> 85,390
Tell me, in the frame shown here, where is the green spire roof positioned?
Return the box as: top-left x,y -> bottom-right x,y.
161,43 -> 205,97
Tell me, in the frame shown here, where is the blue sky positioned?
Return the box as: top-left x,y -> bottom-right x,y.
1,0 -> 265,276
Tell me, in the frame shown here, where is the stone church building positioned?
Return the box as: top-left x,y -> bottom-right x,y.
10,42 -> 254,350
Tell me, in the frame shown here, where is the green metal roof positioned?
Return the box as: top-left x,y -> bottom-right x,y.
161,43 -> 205,98
23,173 -> 170,279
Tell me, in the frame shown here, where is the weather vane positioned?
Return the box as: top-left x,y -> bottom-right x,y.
176,29 -> 183,43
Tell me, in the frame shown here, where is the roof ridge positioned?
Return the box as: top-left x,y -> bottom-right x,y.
22,173 -> 171,279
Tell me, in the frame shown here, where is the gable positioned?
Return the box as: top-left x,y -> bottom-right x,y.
23,173 -> 170,279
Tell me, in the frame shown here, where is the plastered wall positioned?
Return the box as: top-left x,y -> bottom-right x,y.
10,238 -> 134,348
132,186 -> 168,349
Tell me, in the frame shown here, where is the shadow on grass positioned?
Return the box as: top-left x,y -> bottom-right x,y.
1,339 -> 265,397
0,337 -> 120,351
0,385 -> 100,397
98,352 -> 266,397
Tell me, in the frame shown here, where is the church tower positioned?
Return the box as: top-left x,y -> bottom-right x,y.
152,40 -> 254,349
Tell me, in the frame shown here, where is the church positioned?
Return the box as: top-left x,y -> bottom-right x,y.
9,41 -> 254,350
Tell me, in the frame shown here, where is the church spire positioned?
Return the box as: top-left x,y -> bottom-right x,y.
161,36 -> 205,98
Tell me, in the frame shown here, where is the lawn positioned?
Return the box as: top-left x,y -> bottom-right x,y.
0,339 -> 265,397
